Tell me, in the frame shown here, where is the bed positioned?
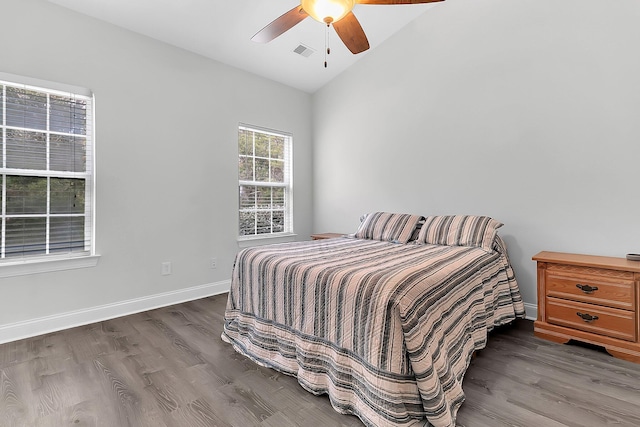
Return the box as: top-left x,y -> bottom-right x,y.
222,213 -> 526,427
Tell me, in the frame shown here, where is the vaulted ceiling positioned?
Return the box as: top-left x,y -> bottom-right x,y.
46,0 -> 442,93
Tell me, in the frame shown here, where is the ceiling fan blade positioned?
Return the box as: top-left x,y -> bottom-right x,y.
251,6 -> 309,43
333,12 -> 370,54
356,0 -> 445,4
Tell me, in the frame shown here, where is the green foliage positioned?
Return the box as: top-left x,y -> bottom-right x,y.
6,176 -> 47,214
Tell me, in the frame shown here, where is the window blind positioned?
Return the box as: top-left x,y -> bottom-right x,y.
0,72 -> 94,262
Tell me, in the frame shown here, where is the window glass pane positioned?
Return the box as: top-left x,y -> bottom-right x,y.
6,87 -> 47,130
239,185 -> 256,210
256,186 -> 271,207
6,176 -> 47,214
271,136 -> 284,160
50,134 -> 86,172
255,133 -> 269,157
50,95 -> 87,135
270,160 -> 284,183
238,129 -> 252,156
51,178 -> 85,214
273,187 -> 285,208
238,156 -> 253,181
6,129 -> 47,170
255,158 -> 269,182
272,211 -> 284,233
5,217 -> 46,258
256,211 -> 272,235
50,216 -> 85,253
239,211 -> 255,236
0,87 -> 3,125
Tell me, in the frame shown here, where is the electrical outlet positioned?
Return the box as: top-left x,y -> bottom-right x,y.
161,261 -> 172,275
210,257 -> 217,269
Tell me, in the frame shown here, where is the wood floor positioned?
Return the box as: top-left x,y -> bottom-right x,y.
1,293 -> 639,427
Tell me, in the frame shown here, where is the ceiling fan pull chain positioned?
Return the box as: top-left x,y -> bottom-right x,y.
324,23 -> 330,68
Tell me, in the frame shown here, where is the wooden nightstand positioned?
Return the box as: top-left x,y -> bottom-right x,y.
533,251 -> 640,363
311,233 -> 344,240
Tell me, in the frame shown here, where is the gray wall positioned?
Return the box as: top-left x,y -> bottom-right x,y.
312,0 -> 640,314
0,0 -> 313,338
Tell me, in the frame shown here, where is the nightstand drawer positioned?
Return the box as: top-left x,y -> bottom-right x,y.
546,298 -> 636,342
546,269 -> 635,310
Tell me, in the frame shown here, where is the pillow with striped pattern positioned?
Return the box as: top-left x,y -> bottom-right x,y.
353,212 -> 424,244
416,215 -> 503,252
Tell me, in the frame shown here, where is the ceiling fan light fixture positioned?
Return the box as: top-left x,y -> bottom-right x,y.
300,0 -> 356,24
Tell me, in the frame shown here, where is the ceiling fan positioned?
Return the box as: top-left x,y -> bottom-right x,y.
252,0 -> 445,55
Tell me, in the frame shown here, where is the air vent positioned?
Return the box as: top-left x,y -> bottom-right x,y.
293,44 -> 315,58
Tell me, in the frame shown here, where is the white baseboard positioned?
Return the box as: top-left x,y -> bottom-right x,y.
523,302 -> 537,321
0,280 -> 231,345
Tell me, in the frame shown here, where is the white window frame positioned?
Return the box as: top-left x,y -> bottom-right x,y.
0,72 -> 99,277
238,124 -> 294,243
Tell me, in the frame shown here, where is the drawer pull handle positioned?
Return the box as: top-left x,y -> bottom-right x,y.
576,312 -> 599,322
576,284 -> 598,294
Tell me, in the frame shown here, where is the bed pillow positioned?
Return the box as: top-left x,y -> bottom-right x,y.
353,212 -> 424,244
416,215 -> 503,252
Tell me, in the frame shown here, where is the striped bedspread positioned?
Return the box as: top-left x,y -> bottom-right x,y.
222,237 -> 525,427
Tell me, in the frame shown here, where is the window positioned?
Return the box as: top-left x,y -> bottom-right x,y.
0,74 -> 94,264
238,124 -> 292,238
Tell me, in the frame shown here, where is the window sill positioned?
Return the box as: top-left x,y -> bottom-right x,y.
238,233 -> 297,248
0,254 -> 101,279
